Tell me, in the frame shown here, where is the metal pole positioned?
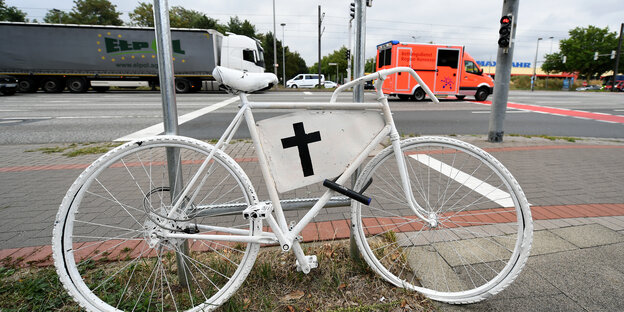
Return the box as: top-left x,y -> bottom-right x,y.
347,19 -> 353,83
353,0 -> 366,102
612,23 -> 623,92
488,0 -> 519,143
152,0 -> 190,287
546,36 -> 554,88
272,0 -> 278,80
531,37 -> 542,92
318,5 -> 322,89
281,23 -> 286,86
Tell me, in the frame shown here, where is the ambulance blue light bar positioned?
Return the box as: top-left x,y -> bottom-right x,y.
377,40 -> 400,49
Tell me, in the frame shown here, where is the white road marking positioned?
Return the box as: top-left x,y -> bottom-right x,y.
303,92 -> 313,95
114,96 -> 239,141
409,154 -> 517,207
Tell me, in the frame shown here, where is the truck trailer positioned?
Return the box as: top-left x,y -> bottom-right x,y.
376,41 -> 494,101
0,22 -> 266,93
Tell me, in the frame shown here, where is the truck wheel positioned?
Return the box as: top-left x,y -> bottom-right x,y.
398,94 -> 411,101
42,78 -> 64,93
18,78 -> 38,93
67,77 -> 88,93
412,87 -> 425,101
474,87 -> 489,101
93,86 -> 110,92
455,95 -> 466,100
175,78 -> 191,93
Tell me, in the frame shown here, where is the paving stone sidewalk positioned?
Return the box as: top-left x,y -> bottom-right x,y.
1,135 -> 623,311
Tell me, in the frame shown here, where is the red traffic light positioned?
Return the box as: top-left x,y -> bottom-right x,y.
500,16 -> 512,25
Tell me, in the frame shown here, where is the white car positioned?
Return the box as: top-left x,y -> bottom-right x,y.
323,81 -> 338,88
286,74 -> 325,88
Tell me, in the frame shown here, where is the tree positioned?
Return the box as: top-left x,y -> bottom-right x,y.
129,2 -> 226,32
309,46 -> 352,83
69,0 -> 123,25
541,25 -> 619,80
260,32 -> 307,82
226,16 -> 256,38
365,57 -> 376,73
43,9 -> 71,24
44,0 -> 123,25
0,0 -> 27,22
128,2 -> 152,26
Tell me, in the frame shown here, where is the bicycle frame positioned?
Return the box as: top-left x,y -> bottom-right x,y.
164,67 -> 440,272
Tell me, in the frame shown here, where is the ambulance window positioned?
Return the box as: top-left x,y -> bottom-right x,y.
465,61 -> 480,74
384,48 -> 392,66
437,49 -> 459,69
378,47 -> 392,67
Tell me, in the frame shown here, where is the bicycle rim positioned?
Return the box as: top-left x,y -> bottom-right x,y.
352,136 -> 532,303
53,136 -> 259,311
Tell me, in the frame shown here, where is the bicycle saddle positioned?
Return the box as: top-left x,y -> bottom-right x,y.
212,66 -> 278,94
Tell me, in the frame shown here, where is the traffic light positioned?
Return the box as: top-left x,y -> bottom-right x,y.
349,2 -> 355,19
345,49 -> 351,60
498,15 -> 513,49
594,52 -> 599,60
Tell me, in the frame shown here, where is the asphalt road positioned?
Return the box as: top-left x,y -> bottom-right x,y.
0,90 -> 622,144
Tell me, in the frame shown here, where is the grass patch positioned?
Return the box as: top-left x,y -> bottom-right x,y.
25,143 -> 77,154
25,142 -> 123,158
0,241 -> 435,311
0,266 -> 80,311
224,241 -> 434,311
508,134 -> 581,142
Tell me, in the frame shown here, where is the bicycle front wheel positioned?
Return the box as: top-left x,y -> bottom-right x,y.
352,136 -> 532,304
53,135 -> 259,311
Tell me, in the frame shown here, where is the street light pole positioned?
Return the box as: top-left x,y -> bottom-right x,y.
612,23 -> 623,92
272,0 -> 278,80
545,36 -> 554,88
281,23 -> 286,86
531,37 -> 543,92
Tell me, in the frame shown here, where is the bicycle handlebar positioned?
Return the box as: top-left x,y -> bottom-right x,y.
329,67 -> 439,104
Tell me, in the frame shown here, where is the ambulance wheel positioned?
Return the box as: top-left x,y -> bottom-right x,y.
475,87 -> 489,101
398,94 -> 411,101
412,88 -> 425,101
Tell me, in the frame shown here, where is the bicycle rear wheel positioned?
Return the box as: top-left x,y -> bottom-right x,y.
53,135 -> 259,311
352,136 -> 532,304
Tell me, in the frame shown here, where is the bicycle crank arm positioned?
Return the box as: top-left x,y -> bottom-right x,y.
323,179 -> 371,205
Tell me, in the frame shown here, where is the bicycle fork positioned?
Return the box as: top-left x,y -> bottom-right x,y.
375,80 -> 438,228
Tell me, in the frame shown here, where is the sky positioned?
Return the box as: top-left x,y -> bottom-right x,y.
7,0 -> 624,70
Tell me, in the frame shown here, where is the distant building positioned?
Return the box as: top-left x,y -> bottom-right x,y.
476,60 -> 576,78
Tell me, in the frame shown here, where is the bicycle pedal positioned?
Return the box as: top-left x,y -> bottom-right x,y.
296,255 -> 318,272
242,202 -> 272,220
323,179 -> 371,205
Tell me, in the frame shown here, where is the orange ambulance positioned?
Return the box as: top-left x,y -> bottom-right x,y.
376,41 -> 494,101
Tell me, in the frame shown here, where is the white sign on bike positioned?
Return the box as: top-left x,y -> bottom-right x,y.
256,110 -> 385,193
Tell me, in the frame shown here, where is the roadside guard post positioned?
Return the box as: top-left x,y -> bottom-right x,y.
152,0 -> 192,287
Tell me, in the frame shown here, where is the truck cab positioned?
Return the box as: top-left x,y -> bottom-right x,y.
376,41 -> 493,101
220,33 -> 265,73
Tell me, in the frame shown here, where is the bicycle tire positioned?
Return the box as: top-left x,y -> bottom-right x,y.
53,135 -> 260,311
352,136 -> 533,304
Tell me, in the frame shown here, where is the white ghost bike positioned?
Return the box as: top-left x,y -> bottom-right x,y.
53,66 -> 533,311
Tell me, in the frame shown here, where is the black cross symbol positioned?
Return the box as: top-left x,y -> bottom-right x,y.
281,122 -> 321,177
